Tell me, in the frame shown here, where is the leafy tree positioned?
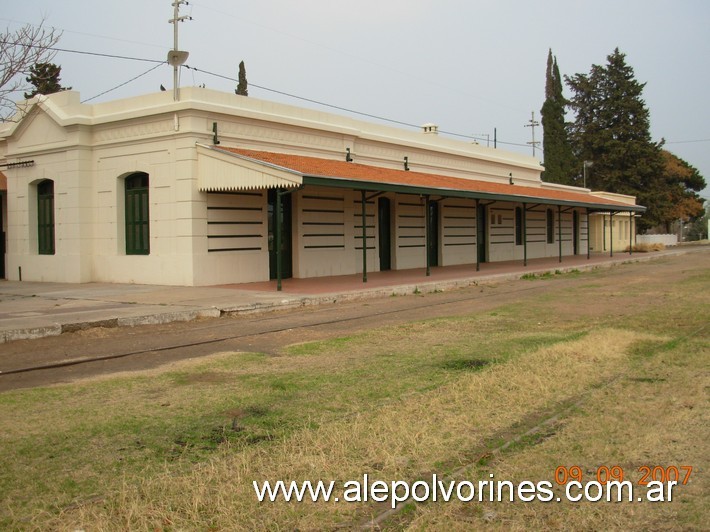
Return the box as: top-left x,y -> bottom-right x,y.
686,201 -> 708,241
566,48 -> 666,232
540,49 -> 575,185
24,62 -> 71,99
235,60 -> 248,96
1,20 -> 62,120
655,150 -> 706,232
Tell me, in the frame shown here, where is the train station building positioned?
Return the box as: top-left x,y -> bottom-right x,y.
0,88 -> 643,287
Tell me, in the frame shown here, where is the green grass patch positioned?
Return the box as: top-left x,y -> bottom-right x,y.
0,322 -> 589,525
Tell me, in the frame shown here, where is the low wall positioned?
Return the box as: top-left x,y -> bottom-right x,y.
637,234 -> 678,246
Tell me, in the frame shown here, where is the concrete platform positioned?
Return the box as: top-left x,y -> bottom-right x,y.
0,247 -> 704,343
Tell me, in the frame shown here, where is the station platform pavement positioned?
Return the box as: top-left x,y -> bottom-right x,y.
0,247 -> 704,343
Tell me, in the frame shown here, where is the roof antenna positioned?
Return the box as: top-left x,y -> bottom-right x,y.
168,1 -> 192,101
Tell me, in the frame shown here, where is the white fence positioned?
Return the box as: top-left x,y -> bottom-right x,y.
637,234 -> 678,247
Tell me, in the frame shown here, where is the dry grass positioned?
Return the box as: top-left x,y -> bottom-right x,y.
0,316 -> 577,529
625,242 -> 666,252
404,331 -> 709,531
43,329 -> 657,530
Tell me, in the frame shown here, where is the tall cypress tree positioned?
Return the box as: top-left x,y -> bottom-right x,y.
540,49 -> 575,184
235,60 -> 248,96
566,48 -> 665,231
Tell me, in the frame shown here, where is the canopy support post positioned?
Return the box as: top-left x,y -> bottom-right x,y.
523,203 -> 528,267
425,195 -> 431,277
361,190 -> 368,283
558,205 -> 563,263
476,198 -> 481,272
610,212 -> 614,258
586,209 -> 591,259
276,189 -> 283,291
274,186 -> 302,292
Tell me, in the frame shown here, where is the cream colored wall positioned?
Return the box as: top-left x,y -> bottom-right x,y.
486,203 -> 588,262
291,187 -> 379,279
3,99 -> 205,285
0,89 -> 625,286
393,196 -> 426,270
589,213 -> 636,253
194,189 -> 269,285
439,198 -> 477,267
5,146 -> 94,283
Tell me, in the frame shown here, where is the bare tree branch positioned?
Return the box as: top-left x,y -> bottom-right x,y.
1,19 -> 62,121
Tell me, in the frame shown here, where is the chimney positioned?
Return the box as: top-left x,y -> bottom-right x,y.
421,123 -> 439,135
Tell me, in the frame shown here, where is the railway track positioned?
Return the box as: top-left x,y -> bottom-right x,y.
0,281 -> 548,377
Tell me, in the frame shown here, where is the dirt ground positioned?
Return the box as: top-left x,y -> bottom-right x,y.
0,249 -> 708,392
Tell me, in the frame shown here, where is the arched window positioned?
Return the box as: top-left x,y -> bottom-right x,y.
37,179 -> 55,255
546,209 -> 555,244
125,172 -> 150,255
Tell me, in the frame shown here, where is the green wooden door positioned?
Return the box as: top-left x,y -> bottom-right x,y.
378,197 -> 391,271
268,189 -> 292,279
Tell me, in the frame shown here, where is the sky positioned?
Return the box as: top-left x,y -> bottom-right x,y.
3,0 -> 709,199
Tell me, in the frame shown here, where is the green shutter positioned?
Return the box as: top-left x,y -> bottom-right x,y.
125,173 -> 150,255
37,180 -> 55,255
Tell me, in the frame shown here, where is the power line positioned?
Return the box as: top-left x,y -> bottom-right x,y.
3,36 -> 530,149
0,39 -> 164,63
183,64 -> 422,129
0,17 -> 166,51
50,45 -> 164,64
185,1 -> 528,116
182,64 -> 530,149
81,62 -> 164,103
1,38 -> 167,104
666,138 -> 710,144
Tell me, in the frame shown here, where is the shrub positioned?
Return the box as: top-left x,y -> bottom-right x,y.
625,243 -> 665,252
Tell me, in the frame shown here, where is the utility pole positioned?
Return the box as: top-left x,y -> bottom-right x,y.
525,111 -> 540,157
168,1 -> 192,101
473,133 -> 490,147
583,160 -> 593,188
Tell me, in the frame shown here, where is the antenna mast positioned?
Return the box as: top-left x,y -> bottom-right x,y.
525,111 -> 540,157
168,1 -> 192,101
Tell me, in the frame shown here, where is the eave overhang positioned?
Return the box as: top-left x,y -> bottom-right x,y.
201,145 -> 646,213
196,144 -> 302,191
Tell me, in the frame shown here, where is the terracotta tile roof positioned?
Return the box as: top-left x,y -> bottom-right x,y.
216,147 -> 643,211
